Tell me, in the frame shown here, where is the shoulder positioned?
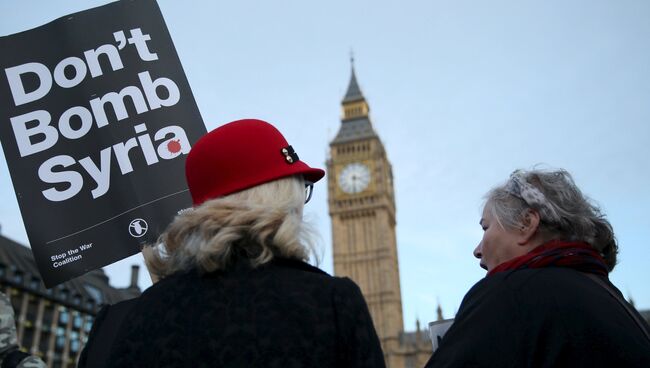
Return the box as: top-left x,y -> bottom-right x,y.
330,276 -> 364,298
88,303 -> 111,331
101,298 -> 139,323
461,267 -> 618,332
473,267 -> 589,295
137,269 -> 197,300
269,257 -> 333,279
429,270 -> 574,366
272,260 -> 363,297
269,259 -> 366,302
79,298 -> 138,367
457,268 -> 589,321
498,267 -> 604,302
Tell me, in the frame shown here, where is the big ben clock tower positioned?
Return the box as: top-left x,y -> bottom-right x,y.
327,61 -> 404,366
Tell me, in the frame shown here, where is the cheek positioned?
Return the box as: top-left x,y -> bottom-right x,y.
481,231 -> 492,250
480,230 -> 498,260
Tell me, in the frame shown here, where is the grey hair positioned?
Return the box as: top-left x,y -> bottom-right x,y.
143,176 -> 319,278
484,168 -> 618,271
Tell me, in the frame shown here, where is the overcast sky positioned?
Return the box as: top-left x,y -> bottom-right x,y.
1,0 -> 649,331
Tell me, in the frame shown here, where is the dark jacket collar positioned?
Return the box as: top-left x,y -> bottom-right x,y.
270,257 -> 330,276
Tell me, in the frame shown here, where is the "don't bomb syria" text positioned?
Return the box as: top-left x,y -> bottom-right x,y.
4,28 -> 191,202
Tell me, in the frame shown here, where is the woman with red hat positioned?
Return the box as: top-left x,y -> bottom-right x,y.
106,119 -> 385,368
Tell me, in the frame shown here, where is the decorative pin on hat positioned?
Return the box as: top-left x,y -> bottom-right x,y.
281,145 -> 299,164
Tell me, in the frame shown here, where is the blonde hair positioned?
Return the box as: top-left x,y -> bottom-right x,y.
143,176 -> 318,278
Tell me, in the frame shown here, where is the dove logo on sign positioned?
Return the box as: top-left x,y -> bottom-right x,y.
128,218 -> 148,238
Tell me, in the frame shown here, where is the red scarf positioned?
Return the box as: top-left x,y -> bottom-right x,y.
488,239 -> 608,276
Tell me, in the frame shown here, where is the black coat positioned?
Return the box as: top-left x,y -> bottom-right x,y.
77,298 -> 137,368
425,267 -> 650,368
106,258 -> 385,368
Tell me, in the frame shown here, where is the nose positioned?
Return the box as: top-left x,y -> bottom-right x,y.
473,243 -> 482,259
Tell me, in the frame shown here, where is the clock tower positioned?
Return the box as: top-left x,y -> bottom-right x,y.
327,62 -> 404,365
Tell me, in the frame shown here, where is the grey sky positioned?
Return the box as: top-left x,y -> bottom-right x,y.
1,0 -> 649,330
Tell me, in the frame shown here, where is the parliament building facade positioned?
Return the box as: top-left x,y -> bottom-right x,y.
0,234 -> 139,368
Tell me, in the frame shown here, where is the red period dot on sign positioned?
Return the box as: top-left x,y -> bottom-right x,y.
167,139 -> 181,153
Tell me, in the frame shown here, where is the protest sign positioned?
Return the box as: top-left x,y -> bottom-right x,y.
0,0 -> 206,287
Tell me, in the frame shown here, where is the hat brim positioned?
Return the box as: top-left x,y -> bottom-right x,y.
302,167 -> 325,183
195,163 -> 325,204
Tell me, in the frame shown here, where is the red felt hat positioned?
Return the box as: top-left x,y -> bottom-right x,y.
186,119 -> 325,206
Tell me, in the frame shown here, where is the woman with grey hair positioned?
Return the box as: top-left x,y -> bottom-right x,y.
425,168 -> 650,367
105,119 -> 385,368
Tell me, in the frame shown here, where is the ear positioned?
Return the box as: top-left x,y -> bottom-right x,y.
517,209 -> 540,245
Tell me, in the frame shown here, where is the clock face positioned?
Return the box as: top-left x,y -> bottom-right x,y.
338,163 -> 371,194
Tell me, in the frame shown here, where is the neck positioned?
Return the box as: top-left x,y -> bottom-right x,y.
522,231 -> 552,253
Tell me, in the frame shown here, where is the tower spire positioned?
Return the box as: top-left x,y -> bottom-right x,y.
331,55 -> 377,144
340,54 -> 370,123
343,52 -> 364,104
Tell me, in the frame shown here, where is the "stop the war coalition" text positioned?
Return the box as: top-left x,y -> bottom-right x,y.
50,242 -> 92,268
4,28 -> 191,202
